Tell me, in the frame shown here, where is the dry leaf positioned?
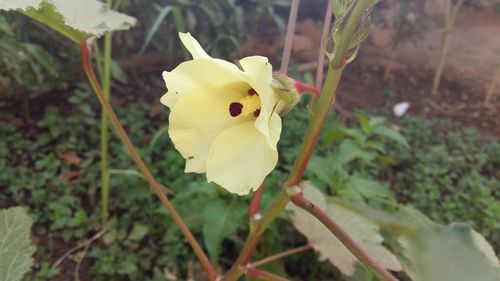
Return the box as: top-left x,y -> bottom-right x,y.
58,170 -> 84,183
56,149 -> 81,166
287,183 -> 402,276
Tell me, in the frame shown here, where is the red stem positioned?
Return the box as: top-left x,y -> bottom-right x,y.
249,184 -> 265,218
290,193 -> 398,281
246,266 -> 291,281
252,244 -> 312,267
294,80 -> 321,97
80,40 -> 218,281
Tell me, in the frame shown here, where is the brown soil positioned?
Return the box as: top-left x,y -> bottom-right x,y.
265,6 -> 500,140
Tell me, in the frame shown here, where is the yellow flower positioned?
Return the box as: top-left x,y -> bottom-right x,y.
161,33 -> 282,195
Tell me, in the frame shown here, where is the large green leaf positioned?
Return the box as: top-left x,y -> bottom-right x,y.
400,223 -> 500,281
0,0 -> 39,10
287,183 -> 402,276
332,200 -> 500,280
0,0 -> 136,43
0,207 -> 36,281
202,198 -> 245,263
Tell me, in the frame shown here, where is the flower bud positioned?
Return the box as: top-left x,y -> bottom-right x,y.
271,73 -> 321,116
271,73 -> 302,116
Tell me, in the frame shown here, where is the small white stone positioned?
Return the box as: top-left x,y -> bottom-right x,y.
393,102 -> 410,117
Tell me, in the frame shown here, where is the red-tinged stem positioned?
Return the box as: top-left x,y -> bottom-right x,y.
79,40 -> 218,281
290,193 -> 398,281
249,183 -> 265,219
245,266 -> 291,281
295,80 -> 321,97
252,244 -> 312,267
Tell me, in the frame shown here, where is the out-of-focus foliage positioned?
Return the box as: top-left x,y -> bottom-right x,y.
307,113 -> 408,207
130,0 -> 290,57
387,117 -> 500,248
0,15 -> 59,95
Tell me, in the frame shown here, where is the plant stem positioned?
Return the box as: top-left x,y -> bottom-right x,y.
223,2 -> 379,280
315,0 -> 333,88
431,0 -> 464,96
290,193 -> 398,281
252,244 -> 312,268
280,0 -> 301,73
287,66 -> 343,186
249,183 -> 265,219
484,62 -> 500,105
245,266 -> 291,281
100,0 -> 113,225
80,40 -> 218,281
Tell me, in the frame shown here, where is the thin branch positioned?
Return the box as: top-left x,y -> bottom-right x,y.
316,0 -> 333,88
280,0 -> 301,74
252,244 -> 312,268
431,0 -> 464,95
245,266 -> 291,281
52,229 -> 106,268
80,40 -> 218,281
290,193 -> 398,281
484,62 -> 500,105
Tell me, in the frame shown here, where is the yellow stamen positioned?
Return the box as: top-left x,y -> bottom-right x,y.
239,94 -> 261,116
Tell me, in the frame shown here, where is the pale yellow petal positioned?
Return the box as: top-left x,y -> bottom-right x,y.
239,56 -> 272,85
179,32 -> 211,59
168,83 -> 252,173
206,122 -> 279,195
239,56 -> 281,147
161,59 -> 246,108
178,33 -> 244,73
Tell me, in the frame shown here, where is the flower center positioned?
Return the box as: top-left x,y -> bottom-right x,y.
229,88 -> 261,118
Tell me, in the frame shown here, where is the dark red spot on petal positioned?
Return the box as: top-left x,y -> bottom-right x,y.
248,88 -> 257,95
229,102 -> 243,117
253,109 -> 261,118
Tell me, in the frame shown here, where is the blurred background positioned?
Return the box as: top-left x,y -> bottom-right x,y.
0,0 -> 499,280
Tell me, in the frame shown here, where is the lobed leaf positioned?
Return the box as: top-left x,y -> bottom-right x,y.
0,0 -> 136,43
0,207 -> 36,281
400,223 -> 500,281
330,199 -> 500,280
287,183 -> 402,276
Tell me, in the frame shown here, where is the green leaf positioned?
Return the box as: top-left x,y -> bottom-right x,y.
307,156 -> 333,185
139,5 -> 173,54
346,177 -> 392,200
356,113 -> 372,135
331,200 -> 500,280
372,126 -> 409,148
0,0 -> 136,43
336,139 -> 376,165
0,0 -> 39,10
202,198 -> 245,263
0,207 -> 36,281
400,223 -> 500,281
287,183 -> 402,276
128,224 -> 149,241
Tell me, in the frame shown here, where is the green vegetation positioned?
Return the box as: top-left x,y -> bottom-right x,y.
0,1 -> 498,280
1,91 -> 497,279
